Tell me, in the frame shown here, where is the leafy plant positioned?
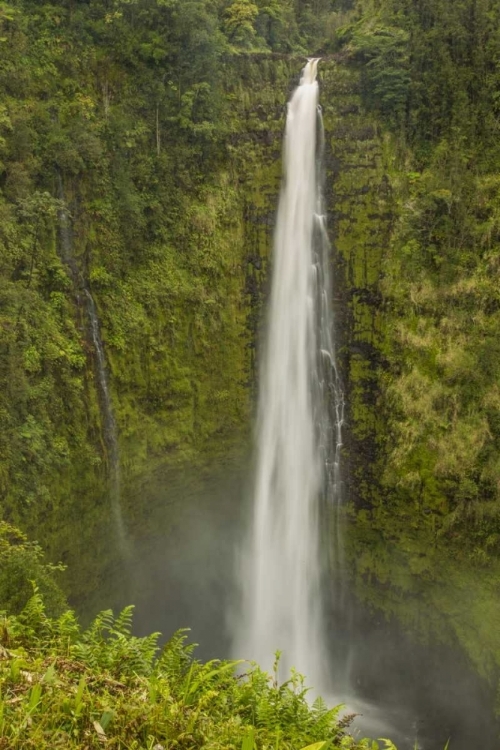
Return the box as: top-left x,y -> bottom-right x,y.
0,589 -> 376,750
0,522 -> 66,617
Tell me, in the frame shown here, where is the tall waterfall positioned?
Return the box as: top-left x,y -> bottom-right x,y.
235,60 -> 344,691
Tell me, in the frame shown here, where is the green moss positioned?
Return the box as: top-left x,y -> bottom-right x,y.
322,59 -> 500,712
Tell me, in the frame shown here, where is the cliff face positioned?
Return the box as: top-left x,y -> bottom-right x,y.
2,47 -> 387,602
325,60 -> 500,701
0,47 -> 298,605
322,63 -> 393,510
2,13 -> 500,707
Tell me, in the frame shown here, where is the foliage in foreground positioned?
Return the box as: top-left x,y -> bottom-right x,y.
0,522 -> 67,618
0,591 -> 391,750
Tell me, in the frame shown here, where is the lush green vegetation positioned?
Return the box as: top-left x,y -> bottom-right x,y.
0,527 -> 389,750
3,0 -> 500,736
326,0 -> 500,708
341,0 -> 500,551
0,601 -> 360,750
0,522 -> 67,618
0,0 -> 351,527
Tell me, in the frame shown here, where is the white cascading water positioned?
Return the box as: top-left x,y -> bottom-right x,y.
235,59 -> 344,692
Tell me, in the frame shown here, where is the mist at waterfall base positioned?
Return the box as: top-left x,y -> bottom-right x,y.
79,64 -> 499,748
113,462 -> 497,750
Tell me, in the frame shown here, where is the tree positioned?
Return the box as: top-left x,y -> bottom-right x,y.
223,0 -> 259,49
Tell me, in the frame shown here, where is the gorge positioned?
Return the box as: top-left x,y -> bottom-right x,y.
2,1 -> 500,748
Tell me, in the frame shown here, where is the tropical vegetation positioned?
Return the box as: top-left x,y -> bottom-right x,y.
3,0 -> 500,740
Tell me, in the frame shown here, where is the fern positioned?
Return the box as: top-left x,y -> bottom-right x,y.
81,609 -> 115,645
111,605 -> 135,637
0,591 -> 371,749
157,628 -> 197,688
54,609 -> 80,645
17,585 -> 51,644
71,607 -> 160,678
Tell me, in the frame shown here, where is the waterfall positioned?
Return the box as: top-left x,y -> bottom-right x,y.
57,175 -> 128,554
84,289 -> 127,551
235,60 -> 344,691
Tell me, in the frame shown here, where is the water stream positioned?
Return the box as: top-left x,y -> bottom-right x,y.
84,289 -> 128,552
56,175 -> 127,554
234,59 -> 343,692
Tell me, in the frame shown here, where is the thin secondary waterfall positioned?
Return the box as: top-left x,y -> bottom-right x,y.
56,176 -> 128,555
235,60 -> 343,691
84,289 -> 128,552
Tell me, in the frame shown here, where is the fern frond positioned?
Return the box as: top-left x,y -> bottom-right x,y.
112,605 -> 135,637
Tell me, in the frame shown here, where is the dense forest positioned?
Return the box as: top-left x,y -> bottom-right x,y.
3,0 -> 500,745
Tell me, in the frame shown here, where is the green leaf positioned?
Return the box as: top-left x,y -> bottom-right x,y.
74,676 -> 86,714
28,683 -> 42,711
241,727 -> 255,750
100,710 -> 115,730
42,662 -> 57,684
185,660 -> 243,702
